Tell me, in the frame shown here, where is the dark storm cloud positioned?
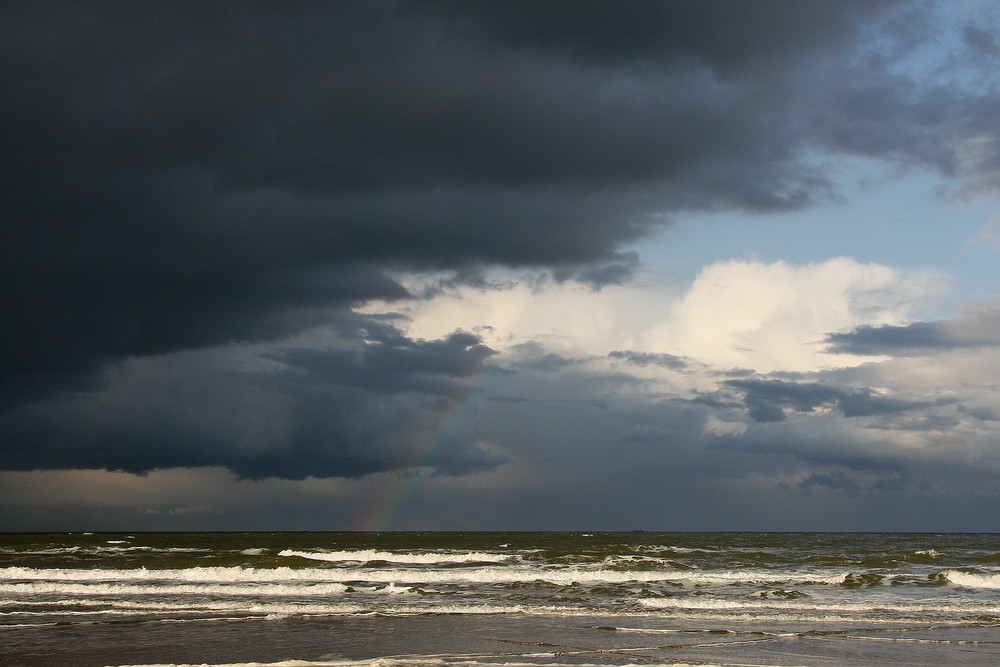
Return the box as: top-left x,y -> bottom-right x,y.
412,0 -> 891,71
3,1 -> 1000,480
0,3 -> 961,387
268,329 -> 495,397
724,378 -> 951,423
0,325 -> 504,479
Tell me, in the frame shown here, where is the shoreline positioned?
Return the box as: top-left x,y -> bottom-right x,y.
5,611 -> 1000,667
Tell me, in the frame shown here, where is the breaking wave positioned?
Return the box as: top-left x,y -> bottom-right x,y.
0,565 -> 849,588
942,570 -> 1000,589
277,549 -> 513,564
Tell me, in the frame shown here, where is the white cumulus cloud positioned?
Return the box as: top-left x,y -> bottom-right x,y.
643,257 -> 950,372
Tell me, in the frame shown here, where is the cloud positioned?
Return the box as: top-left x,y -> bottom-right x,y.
384,276 -> 688,360
268,329 -> 496,396
608,351 -> 689,370
798,471 -> 862,495
643,257 -> 948,372
0,324 -> 505,480
962,405 -> 1000,422
825,299 -> 1000,355
4,296 -> 1000,530
3,0 -> 1000,527
825,321 -> 957,355
724,378 -> 952,423
3,1 -> 999,412
413,0 -> 891,69
1,244 -> 965,489
971,214 -> 1000,250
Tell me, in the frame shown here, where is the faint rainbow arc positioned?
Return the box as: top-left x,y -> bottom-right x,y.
357,366 -> 498,531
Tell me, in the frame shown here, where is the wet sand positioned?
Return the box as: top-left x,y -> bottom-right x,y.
5,612 -> 1000,667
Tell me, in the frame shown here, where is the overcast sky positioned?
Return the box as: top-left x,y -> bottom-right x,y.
3,0 -> 1000,532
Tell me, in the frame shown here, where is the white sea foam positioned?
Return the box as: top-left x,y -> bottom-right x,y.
277,549 -> 512,564
943,570 -> 1000,589
0,565 -> 849,589
642,545 -> 720,554
21,580 -> 927,625
601,555 -> 681,567
0,545 -> 209,556
1,592 -> 541,620
638,597 -> 748,610
637,595 -> 1000,616
0,565 -> 851,589
0,580 -> 355,597
0,546 -> 81,555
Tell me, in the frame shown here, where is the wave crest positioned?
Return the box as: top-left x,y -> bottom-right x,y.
942,570 -> 1000,589
277,549 -> 513,564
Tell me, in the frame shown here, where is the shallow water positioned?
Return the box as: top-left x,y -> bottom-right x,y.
2,532 -> 999,666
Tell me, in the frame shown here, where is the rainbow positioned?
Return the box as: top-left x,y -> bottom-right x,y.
357,369 -> 496,531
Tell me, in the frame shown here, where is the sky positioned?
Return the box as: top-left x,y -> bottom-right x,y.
3,0 -> 1000,532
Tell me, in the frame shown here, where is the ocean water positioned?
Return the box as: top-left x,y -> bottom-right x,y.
1,532 -> 999,666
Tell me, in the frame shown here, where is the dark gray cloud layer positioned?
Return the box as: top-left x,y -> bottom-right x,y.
608,350 -> 689,370
724,378 -> 952,423
825,302 -> 1000,354
2,1 -> 1000,483
0,325 -> 504,479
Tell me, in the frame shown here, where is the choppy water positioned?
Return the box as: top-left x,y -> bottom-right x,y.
2,532 -> 999,666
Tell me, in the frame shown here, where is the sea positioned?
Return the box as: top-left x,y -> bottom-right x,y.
1,532 -> 999,667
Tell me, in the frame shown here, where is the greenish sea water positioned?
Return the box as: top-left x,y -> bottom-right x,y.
2,532 -> 999,666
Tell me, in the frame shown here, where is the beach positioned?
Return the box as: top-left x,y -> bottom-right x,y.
2,532 -> 999,666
